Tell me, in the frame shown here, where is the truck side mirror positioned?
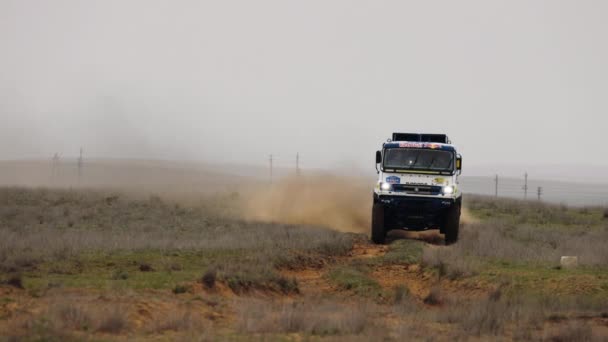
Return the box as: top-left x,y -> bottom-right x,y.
456,155 -> 462,173
375,151 -> 382,164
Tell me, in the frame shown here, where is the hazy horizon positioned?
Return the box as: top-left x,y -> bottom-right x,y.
2,1 -> 608,175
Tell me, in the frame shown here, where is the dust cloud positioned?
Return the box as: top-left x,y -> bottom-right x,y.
460,207 -> 478,225
243,175 -> 477,234
0,158 -> 475,233
243,175 -> 373,233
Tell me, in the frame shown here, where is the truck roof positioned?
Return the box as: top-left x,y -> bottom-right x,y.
392,133 -> 450,144
384,141 -> 456,152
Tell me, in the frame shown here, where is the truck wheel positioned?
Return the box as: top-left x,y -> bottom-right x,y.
444,204 -> 461,245
371,203 -> 386,244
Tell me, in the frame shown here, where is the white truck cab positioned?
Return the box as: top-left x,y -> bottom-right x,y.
372,133 -> 462,244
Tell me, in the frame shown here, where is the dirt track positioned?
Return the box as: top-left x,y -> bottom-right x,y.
282,230 -> 491,304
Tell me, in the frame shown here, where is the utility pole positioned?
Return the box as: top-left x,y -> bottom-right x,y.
269,154 -> 273,184
296,152 -> 300,176
494,174 -> 498,198
51,153 -> 60,184
523,172 -> 528,200
77,148 -> 83,185
537,187 -> 542,201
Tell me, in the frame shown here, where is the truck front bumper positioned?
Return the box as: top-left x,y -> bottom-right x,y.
374,194 -> 458,230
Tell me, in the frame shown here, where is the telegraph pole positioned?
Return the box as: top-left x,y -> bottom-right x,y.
77,148 -> 83,184
51,153 -> 60,184
523,172 -> 528,200
537,187 -> 542,201
296,152 -> 300,176
494,174 -> 498,198
269,154 -> 273,184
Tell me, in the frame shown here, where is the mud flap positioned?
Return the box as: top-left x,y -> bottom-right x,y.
371,203 -> 386,244
444,203 -> 461,245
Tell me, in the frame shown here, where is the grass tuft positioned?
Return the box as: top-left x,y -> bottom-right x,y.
381,239 -> 423,265
96,307 -> 128,334
4,273 -> 24,289
201,269 -> 217,289
138,263 -> 154,272
544,321 -> 593,342
393,285 -> 410,304
236,299 -> 373,335
328,265 -> 382,298
423,286 -> 443,306
172,284 -> 190,294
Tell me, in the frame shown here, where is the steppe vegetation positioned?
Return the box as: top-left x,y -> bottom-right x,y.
1,187 -> 607,341
0,187 -> 352,294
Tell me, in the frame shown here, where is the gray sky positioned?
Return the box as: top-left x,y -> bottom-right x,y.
1,0 -> 607,174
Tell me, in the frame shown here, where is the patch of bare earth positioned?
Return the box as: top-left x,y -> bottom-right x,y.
279,242 -> 385,297
280,232 -> 493,306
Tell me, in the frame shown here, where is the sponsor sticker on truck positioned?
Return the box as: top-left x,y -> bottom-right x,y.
386,176 -> 400,184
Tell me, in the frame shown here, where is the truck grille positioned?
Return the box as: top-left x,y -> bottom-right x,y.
392,185 -> 442,195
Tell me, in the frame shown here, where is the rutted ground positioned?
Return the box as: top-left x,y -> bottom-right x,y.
281,232 -> 492,304
280,240 -> 389,298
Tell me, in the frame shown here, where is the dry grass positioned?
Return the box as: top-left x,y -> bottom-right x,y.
18,301 -> 130,335
422,286 -> 443,306
543,321 -> 594,342
4,298 -> 212,340
95,307 -> 128,334
52,302 -> 93,331
145,307 -> 205,334
436,293 -> 543,337
2,187 -> 608,341
209,263 -> 299,294
466,195 -> 606,226
422,246 -> 482,279
0,187 -> 354,291
0,187 -> 351,259
421,218 -> 608,277
236,299 -> 374,335
420,196 -> 608,280
431,287 -> 608,339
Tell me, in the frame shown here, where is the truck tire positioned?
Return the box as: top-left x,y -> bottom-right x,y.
444,204 -> 461,245
371,203 -> 386,244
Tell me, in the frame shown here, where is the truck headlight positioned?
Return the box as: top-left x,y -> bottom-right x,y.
442,185 -> 454,195
380,182 -> 391,191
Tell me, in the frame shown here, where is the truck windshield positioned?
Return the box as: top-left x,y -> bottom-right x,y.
383,148 -> 454,172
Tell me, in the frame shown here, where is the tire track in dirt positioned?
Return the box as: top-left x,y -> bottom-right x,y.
370,232 -> 441,302
283,229 -> 490,303
280,241 -> 389,297
280,239 -> 419,300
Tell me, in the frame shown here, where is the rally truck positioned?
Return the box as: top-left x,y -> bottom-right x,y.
372,133 -> 462,245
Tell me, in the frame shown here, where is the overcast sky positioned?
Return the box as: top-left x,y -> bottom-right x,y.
1,1 -> 607,173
